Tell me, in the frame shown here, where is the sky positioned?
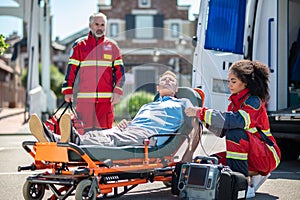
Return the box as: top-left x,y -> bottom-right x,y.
0,0 -> 200,41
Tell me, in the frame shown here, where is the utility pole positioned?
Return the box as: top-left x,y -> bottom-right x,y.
42,0 -> 57,115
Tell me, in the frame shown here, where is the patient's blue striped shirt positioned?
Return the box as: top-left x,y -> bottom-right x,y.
129,96 -> 192,146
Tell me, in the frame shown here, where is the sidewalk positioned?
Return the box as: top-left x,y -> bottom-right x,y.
0,108 -> 30,134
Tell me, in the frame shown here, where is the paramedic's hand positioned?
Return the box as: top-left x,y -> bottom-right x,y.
117,119 -> 131,131
111,93 -> 121,104
185,107 -> 199,117
65,94 -> 73,102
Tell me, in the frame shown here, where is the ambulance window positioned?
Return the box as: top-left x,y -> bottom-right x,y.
204,0 -> 246,54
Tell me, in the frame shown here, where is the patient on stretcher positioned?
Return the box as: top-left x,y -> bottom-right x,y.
29,71 -> 193,147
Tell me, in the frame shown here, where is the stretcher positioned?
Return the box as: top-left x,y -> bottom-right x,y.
18,87 -> 204,200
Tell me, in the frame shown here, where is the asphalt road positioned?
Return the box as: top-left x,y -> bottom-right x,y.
0,134 -> 299,200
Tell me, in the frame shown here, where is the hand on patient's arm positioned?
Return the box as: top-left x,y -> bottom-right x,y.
185,107 -> 207,121
117,119 -> 131,130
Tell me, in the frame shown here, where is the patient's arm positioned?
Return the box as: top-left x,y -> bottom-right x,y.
116,119 -> 131,130
182,118 -> 202,162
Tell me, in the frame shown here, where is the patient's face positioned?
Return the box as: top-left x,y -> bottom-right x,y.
157,74 -> 178,96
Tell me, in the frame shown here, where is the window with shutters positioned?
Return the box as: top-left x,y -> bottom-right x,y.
125,14 -> 164,40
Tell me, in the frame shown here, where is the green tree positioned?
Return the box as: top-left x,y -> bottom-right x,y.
0,34 -> 10,55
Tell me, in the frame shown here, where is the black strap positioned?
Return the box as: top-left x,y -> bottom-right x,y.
257,127 -> 274,146
52,101 -> 78,120
52,101 -> 67,116
68,102 -> 80,118
112,60 -> 116,87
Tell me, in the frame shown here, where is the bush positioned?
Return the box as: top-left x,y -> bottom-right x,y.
49,64 -> 65,99
115,91 -> 155,120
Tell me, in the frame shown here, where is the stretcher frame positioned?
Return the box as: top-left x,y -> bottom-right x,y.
19,87 -> 203,200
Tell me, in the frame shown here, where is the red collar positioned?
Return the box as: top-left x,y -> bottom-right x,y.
229,88 -> 250,110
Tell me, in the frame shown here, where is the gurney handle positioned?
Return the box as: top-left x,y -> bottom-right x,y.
17,164 -> 36,172
22,141 -> 36,153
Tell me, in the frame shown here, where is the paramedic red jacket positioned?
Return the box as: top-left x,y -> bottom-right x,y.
62,32 -> 125,102
197,88 -> 281,175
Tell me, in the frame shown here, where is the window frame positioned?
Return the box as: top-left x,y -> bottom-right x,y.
170,23 -> 180,38
109,23 -> 119,37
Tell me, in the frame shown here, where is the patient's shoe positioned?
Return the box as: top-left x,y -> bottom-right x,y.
252,173 -> 270,192
29,114 -> 49,142
59,113 -> 71,142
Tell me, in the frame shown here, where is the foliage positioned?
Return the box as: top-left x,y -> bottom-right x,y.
0,34 -> 10,55
49,64 -> 65,98
20,64 -> 65,98
115,91 -> 155,120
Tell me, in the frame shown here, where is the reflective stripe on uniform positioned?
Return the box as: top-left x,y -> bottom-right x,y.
226,151 -> 248,160
62,86 -> 73,92
80,60 -> 113,67
114,59 -> 124,66
68,58 -> 80,66
261,128 -> 272,137
247,127 -> 272,137
267,145 -> 281,167
77,92 -> 113,98
204,109 -> 213,125
247,127 -> 257,133
238,110 -> 251,129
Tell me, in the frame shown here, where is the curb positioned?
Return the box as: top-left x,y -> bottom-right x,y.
0,111 -> 25,120
0,133 -> 31,136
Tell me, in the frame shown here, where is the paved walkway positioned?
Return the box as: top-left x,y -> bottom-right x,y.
0,108 -> 30,134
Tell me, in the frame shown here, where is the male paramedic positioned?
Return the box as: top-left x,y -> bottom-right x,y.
62,12 -> 125,131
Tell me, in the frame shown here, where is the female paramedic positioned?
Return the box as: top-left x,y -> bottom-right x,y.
185,60 -> 281,198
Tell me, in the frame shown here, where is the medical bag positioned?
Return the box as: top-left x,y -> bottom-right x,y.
44,101 -> 85,135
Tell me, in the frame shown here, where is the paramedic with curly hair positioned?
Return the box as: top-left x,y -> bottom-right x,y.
185,60 -> 281,198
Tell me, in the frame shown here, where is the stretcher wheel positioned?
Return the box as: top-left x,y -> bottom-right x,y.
75,179 -> 97,200
22,180 -> 45,200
